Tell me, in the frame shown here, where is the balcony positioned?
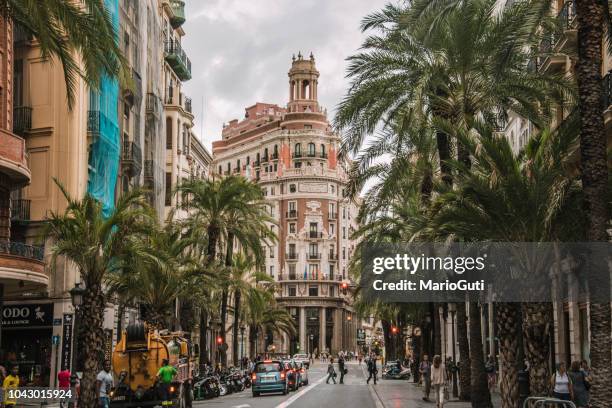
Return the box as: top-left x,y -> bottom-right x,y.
307,253 -> 321,260
121,141 -> 142,177
11,199 -> 30,222
262,155 -> 269,163
87,110 -> 100,138
0,241 -> 47,288
309,231 -> 323,239
286,253 -> 298,261
286,210 -> 298,219
253,160 -> 261,167
164,40 -> 192,81
292,152 -> 302,159
166,0 -> 186,29
0,128 -> 30,186
329,251 -> 338,261
144,159 -> 154,183
278,273 -> 343,282
320,152 -> 328,159
271,152 -> 279,161
146,93 -> 159,119
307,152 -> 316,158
13,106 -> 32,137
185,97 -> 192,113
328,212 -> 337,220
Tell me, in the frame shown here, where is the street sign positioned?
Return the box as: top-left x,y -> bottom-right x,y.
52,335 -> 60,345
357,329 -> 366,345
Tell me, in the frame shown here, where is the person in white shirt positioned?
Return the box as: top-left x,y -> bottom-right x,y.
96,361 -> 114,408
550,362 -> 573,401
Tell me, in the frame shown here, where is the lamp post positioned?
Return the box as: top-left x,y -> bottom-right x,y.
309,334 -> 314,356
68,282 -> 85,408
448,303 -> 458,398
240,325 -> 245,367
210,318 -> 221,367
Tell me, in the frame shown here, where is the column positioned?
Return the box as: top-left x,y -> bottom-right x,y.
488,302 -> 495,359
332,308 -> 342,353
320,307 -> 326,353
299,307 -> 306,353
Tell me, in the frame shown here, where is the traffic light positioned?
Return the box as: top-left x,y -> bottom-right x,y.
216,336 -> 223,345
391,326 -> 398,335
341,281 -> 348,294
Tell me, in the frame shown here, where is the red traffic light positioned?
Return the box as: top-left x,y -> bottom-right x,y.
216,336 -> 223,345
391,326 -> 398,334
341,282 -> 348,289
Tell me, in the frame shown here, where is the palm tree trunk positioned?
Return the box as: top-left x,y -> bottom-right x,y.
232,290 -> 241,365
200,226 -> 219,365
249,326 -> 258,359
220,232 -> 235,366
116,302 -> 125,343
381,320 -> 393,361
433,303 -> 442,356
575,3 -> 612,405
78,283 -> 106,408
457,302 -> 471,401
199,309 -> 209,365
521,302 -> 552,396
469,302 -> 492,407
496,303 -> 523,408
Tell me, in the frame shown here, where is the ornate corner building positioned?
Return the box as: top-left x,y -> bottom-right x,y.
213,54 -> 360,356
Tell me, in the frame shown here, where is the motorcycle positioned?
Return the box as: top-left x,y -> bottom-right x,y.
193,374 -> 220,400
243,371 -> 252,389
218,373 -> 234,396
230,369 -> 246,392
382,365 -> 411,380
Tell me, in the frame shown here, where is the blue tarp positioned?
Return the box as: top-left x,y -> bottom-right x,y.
87,0 -> 120,218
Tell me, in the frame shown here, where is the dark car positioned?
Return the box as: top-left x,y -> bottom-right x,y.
251,360 -> 288,397
282,360 -> 300,391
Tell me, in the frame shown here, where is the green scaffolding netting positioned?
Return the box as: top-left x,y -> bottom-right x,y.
87,0 -> 120,218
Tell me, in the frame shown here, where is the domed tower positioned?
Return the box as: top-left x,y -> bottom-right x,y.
287,52 -> 320,114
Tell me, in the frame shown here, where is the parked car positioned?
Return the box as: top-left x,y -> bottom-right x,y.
251,360 -> 288,397
282,360 -> 300,391
293,353 -> 310,368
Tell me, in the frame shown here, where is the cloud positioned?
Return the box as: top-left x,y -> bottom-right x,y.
181,0 -> 386,150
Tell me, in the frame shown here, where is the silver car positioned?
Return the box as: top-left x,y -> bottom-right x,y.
293,353 -> 310,369
296,361 -> 309,386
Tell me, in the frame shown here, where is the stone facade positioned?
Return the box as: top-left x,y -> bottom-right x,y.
213,54 -> 360,358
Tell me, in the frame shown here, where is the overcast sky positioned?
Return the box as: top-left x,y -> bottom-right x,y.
181,0 -> 388,150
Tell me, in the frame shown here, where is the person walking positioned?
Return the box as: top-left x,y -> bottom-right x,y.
486,355 -> 497,391
366,354 -> 378,385
57,368 -> 71,408
156,359 -> 178,401
550,362 -> 573,401
580,360 -> 592,406
419,354 -> 432,402
96,361 -> 113,408
431,355 -> 447,408
569,361 -> 589,408
326,357 -> 337,384
338,354 -> 346,384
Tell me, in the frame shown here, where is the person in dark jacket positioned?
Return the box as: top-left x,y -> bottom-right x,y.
366,354 -> 378,385
326,358 -> 337,384
338,354 -> 346,384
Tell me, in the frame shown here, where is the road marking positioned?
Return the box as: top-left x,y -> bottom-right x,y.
231,405 -> 251,408
361,364 -> 385,408
273,374 -> 327,408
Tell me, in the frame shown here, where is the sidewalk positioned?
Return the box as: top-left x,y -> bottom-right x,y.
360,363 -> 502,408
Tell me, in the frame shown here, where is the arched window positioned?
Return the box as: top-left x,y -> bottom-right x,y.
237,159 -> 241,171
273,144 -> 278,159
294,143 -> 301,157
246,156 -> 250,165
226,162 -> 230,173
308,143 -> 315,156
218,165 -> 222,174
320,144 -> 326,158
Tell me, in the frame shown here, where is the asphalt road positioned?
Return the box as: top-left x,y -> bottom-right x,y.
193,361 -> 379,408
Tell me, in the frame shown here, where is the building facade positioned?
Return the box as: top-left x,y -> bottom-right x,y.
213,54 -> 360,357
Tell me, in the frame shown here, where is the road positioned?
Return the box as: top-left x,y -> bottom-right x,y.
193,360 -> 380,408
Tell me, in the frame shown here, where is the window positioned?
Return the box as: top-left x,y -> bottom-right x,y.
321,144 -> 326,157
329,223 -> 335,236
330,286 -> 335,297
227,163 -> 231,173
289,264 -> 296,279
269,246 -> 274,258
342,247 -> 346,260
289,223 -> 296,234
218,165 -> 222,174
310,222 -> 318,235
166,118 -> 173,149
237,159 -> 241,171
304,124 -> 312,129
295,161 -> 302,168
165,172 -> 172,206
294,143 -> 301,155
289,184 -> 297,193
343,207 -> 347,219
309,243 -> 318,258
330,185 -> 335,194
308,143 -> 315,156
343,227 -> 347,239
271,187 -> 275,195
309,285 -> 318,296
288,243 -> 296,256
289,201 -> 297,211
269,265 -> 274,277
329,264 -> 335,278
256,152 -> 260,163
246,156 -> 250,165
288,286 -> 297,297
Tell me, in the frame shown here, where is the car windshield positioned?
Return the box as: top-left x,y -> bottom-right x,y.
294,354 -> 307,359
255,362 -> 281,373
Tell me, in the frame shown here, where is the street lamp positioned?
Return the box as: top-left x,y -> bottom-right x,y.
309,334 -> 314,355
240,325 -> 246,367
210,317 -> 221,366
68,282 -> 85,408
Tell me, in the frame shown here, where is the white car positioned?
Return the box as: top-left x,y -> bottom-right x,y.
293,353 -> 310,368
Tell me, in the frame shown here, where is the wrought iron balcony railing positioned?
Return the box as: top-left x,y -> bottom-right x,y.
13,106 -> 32,136
121,141 -> 143,177
88,110 -> 100,136
0,241 -> 44,261
309,231 -> 323,239
286,252 -> 298,260
286,210 -> 298,219
308,253 -> 321,260
164,40 -> 192,81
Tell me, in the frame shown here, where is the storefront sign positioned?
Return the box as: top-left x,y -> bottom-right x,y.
1,303 -> 54,327
103,329 -> 113,363
60,314 -> 73,371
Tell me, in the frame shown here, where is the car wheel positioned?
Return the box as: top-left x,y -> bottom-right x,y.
282,384 -> 288,395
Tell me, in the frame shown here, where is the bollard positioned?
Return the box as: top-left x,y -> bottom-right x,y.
518,370 -> 529,408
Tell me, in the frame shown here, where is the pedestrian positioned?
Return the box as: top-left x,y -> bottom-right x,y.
580,360 -> 591,406
156,358 -> 178,402
96,361 -> 113,408
485,355 -> 497,390
419,354 -> 432,402
569,361 -> 589,408
57,368 -> 71,408
550,362 -> 573,401
431,355 -> 447,408
326,357 -> 337,384
366,353 -> 378,385
2,365 -> 19,407
358,355 -> 362,366
338,354 -> 345,384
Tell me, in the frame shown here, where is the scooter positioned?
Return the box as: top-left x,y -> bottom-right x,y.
382,366 -> 411,380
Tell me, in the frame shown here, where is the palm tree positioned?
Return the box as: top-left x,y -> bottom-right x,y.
573,1 -> 612,404
44,181 -> 154,407
4,0 -> 128,109
179,175 -> 274,365
228,254 -> 273,365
